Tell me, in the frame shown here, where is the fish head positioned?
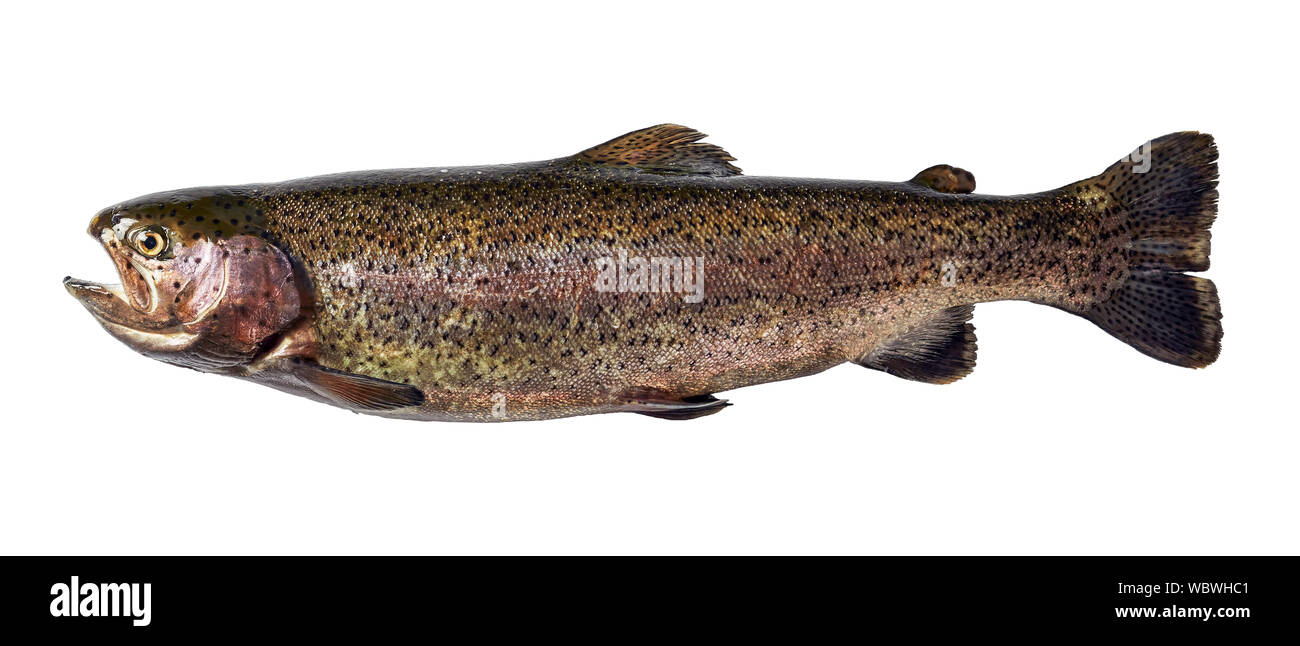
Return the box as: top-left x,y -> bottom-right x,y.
64,190 -> 303,372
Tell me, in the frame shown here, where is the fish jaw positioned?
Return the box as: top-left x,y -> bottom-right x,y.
66,207 -> 224,358
64,217 -> 197,351
63,276 -> 201,353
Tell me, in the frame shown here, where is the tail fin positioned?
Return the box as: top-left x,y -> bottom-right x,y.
1079,132 -> 1222,367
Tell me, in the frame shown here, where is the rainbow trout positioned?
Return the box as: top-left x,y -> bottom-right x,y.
65,125 -> 1221,421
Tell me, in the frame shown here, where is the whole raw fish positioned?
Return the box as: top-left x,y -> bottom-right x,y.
65,125 -> 1220,421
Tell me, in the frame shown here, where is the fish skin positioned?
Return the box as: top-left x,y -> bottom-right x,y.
66,125 -> 1220,421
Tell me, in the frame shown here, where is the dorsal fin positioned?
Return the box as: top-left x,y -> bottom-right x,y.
574,124 -> 741,177
857,305 -> 978,384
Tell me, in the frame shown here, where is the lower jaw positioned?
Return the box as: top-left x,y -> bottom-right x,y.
94,317 -> 200,353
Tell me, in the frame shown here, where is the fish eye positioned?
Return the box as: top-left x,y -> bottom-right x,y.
133,227 -> 170,258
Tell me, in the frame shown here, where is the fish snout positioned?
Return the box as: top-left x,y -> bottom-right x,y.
87,209 -> 118,238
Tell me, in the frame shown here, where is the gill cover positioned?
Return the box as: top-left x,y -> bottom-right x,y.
179,234 -> 302,370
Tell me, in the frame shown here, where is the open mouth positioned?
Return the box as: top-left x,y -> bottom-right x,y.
64,273 -> 200,352
64,229 -> 159,328
64,267 -> 202,353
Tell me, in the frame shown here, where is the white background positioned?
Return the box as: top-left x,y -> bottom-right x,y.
1,1 -> 1295,555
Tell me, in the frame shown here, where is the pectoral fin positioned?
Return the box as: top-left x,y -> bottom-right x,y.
910,164 -> 975,194
622,392 -> 731,420
857,305 -> 977,384
289,359 -> 425,411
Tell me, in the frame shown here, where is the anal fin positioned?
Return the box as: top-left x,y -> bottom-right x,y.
289,359 -> 425,411
623,392 -> 731,420
857,305 -> 977,384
